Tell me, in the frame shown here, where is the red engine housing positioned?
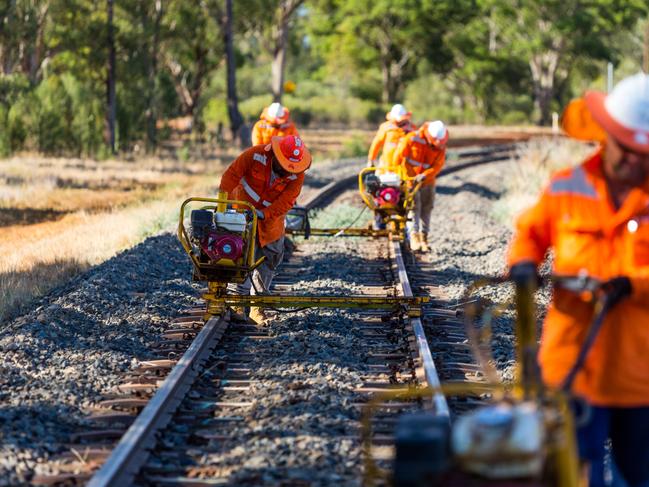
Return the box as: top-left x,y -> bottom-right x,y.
200,232 -> 244,262
375,187 -> 401,207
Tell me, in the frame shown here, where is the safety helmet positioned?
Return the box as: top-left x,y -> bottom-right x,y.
386,104 -> 412,123
584,72 -> 649,154
424,120 -> 449,147
263,102 -> 289,124
270,135 -> 312,174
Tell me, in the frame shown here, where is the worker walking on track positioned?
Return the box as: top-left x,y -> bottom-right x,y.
251,102 -> 299,146
367,103 -> 417,172
219,135 -> 311,324
393,120 -> 448,252
508,73 -> 649,487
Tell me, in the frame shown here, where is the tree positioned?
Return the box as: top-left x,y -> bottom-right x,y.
310,0 -> 474,103
163,0 -> 222,137
487,0 -> 647,125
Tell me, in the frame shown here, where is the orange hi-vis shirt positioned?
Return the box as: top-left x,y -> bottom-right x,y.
368,120 -> 417,172
219,144 -> 304,247
251,113 -> 299,146
508,149 -> 649,406
393,129 -> 445,187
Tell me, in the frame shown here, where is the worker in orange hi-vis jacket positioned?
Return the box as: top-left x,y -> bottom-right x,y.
508,73 -> 649,487
220,135 -> 311,324
393,120 -> 448,252
367,103 -> 417,172
251,102 -> 299,146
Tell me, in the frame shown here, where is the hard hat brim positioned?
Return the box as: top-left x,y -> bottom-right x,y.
271,136 -> 312,173
386,111 -> 412,122
585,91 -> 649,154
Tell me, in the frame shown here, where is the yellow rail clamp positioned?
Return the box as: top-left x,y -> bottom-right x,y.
203,293 -> 429,317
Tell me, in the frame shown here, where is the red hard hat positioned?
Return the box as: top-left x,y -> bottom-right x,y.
271,135 -> 312,173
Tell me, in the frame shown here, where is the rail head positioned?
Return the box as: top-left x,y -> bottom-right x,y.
88,316 -> 228,487
390,238 -> 450,419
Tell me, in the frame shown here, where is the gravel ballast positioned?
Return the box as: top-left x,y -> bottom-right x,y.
0,155 -> 518,485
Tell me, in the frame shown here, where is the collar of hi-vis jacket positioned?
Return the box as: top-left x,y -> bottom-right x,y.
239,147 -> 298,208
260,118 -> 291,129
571,149 -> 649,237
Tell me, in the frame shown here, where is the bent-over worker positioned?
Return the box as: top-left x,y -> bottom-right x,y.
393,120 -> 448,252
219,135 -> 311,324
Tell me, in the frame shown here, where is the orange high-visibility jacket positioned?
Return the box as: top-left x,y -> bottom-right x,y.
220,144 -> 304,247
508,149 -> 649,406
393,129 -> 445,186
251,111 -> 299,146
368,121 -> 417,171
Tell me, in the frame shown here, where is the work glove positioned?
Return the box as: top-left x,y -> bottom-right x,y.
255,209 -> 265,220
599,276 -> 632,308
414,173 -> 426,184
509,262 -> 540,289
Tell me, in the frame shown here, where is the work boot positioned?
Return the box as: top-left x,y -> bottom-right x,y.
409,232 -> 421,252
230,306 -> 247,322
418,233 -> 430,252
248,306 -> 268,325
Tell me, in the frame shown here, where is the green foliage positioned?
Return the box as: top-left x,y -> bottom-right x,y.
340,134 -> 369,157
0,0 -> 648,159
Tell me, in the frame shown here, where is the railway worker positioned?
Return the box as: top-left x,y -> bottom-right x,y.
508,72 -> 649,487
219,134 -> 311,324
393,120 -> 448,252
367,103 -> 417,172
251,102 -> 299,146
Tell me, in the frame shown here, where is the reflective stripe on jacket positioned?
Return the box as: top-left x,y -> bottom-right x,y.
219,144 -> 304,247
508,149 -> 649,406
368,120 -> 416,172
251,118 -> 299,146
393,129 -> 445,186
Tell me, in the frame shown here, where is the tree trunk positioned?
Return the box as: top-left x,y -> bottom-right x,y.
529,51 -> 560,126
271,21 -> 289,102
380,56 -> 391,104
145,0 -> 163,154
105,0 -> 116,154
271,29 -> 288,102
189,42 -> 208,139
224,0 -> 248,147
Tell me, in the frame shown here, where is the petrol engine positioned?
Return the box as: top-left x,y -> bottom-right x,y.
363,171 -> 402,209
190,209 -> 247,263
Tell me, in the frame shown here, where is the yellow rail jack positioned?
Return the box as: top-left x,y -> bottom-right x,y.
178,194 -> 430,321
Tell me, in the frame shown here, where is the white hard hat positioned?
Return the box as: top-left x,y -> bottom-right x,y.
585,72 -> 649,153
388,104 -> 412,122
426,120 -> 448,146
267,102 -> 286,119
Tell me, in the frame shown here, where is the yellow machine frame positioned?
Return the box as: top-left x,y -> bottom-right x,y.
179,194 -> 430,320
358,167 -> 426,240
178,195 -> 265,284
360,278 -> 581,487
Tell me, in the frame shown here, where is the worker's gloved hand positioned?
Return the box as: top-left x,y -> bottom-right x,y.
509,262 -> 540,288
255,209 -> 265,220
599,276 -> 632,307
366,160 -> 375,168
414,174 -> 426,184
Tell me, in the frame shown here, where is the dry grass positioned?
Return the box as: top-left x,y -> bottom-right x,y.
0,155 -> 224,323
493,137 -> 596,224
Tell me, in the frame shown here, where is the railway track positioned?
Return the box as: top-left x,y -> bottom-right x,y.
33,145 -> 514,486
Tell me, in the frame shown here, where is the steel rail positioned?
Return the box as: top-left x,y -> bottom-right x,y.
390,237 -> 450,418
88,316 -> 228,487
